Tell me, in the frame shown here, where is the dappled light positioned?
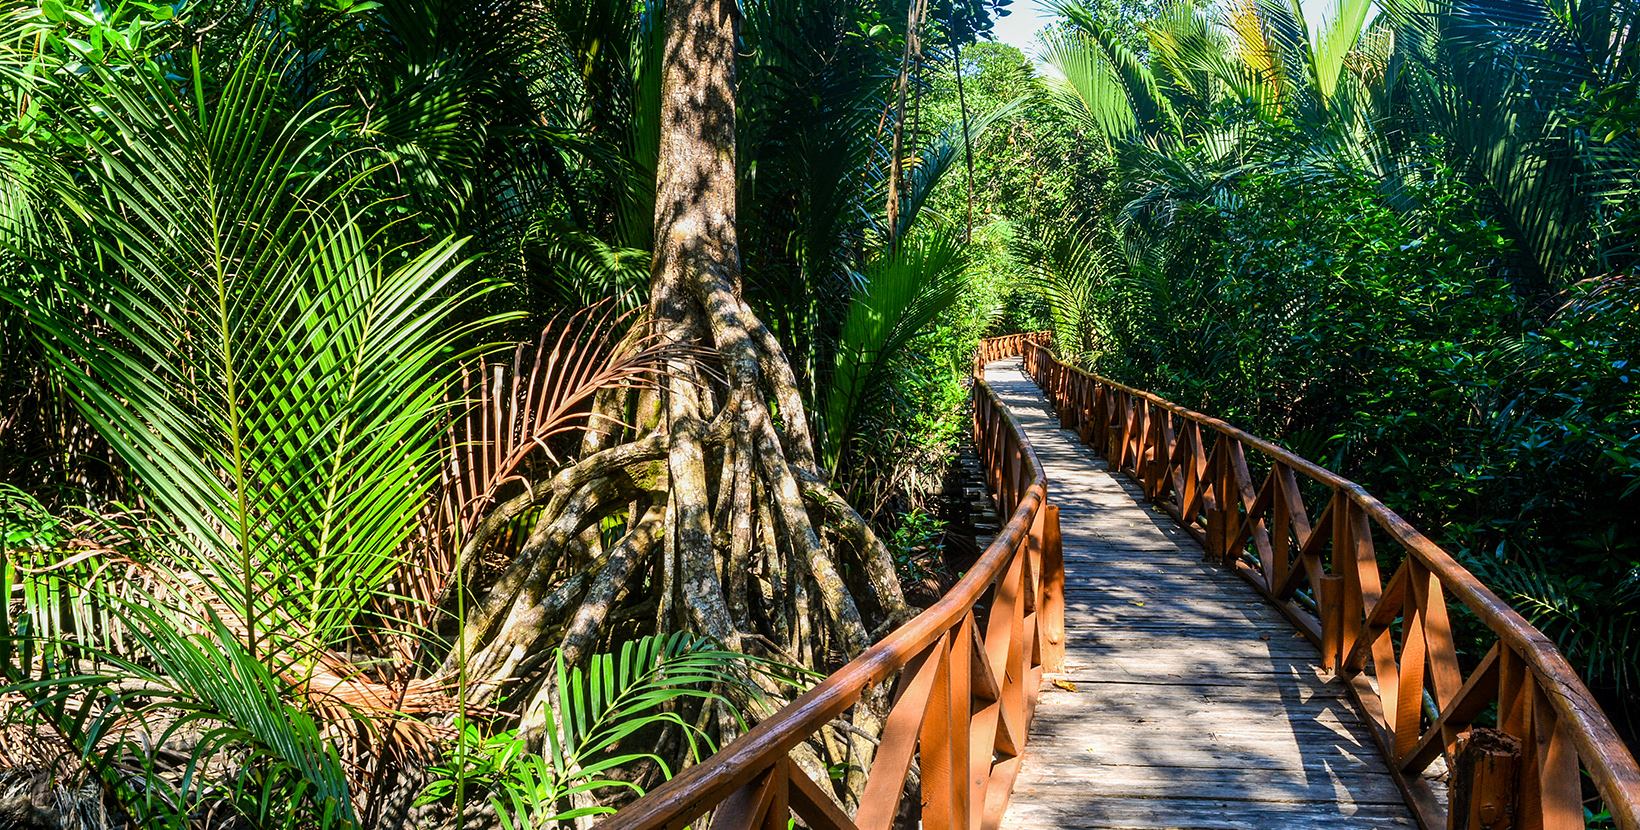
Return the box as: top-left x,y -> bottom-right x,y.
1,0 -> 1635,826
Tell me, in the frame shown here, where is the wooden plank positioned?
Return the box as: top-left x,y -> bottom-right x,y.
1002,797 -> 1418,829
1026,711 -> 1377,742
1013,768 -> 1410,804
1025,721 -> 1379,744
1044,670 -> 1344,691
1033,677 -> 1354,700
1018,738 -> 1393,771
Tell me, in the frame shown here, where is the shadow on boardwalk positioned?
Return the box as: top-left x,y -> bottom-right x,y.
985,358 -> 1419,830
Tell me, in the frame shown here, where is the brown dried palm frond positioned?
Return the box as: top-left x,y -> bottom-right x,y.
376,304 -> 684,648
442,303 -> 671,535
302,660 -> 464,771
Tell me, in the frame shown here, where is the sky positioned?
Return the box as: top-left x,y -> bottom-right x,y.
989,0 -> 1061,62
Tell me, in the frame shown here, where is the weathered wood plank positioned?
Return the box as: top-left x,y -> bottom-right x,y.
983,359 -> 1420,830
1013,768 -> 1410,805
1003,797 -> 1418,829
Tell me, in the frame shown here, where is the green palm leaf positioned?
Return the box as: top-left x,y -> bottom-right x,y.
822,230 -> 970,469
3,43 -> 504,662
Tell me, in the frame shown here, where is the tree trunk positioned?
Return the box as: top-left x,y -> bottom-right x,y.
652,0 -> 748,651
438,0 -> 912,804
885,0 -> 928,241
642,0 -> 903,782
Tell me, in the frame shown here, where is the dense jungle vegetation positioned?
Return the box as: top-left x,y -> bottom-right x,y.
1001,0 -> 1640,754
0,0 -> 1634,823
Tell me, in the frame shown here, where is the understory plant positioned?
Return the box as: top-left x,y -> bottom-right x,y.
418,633 -> 777,827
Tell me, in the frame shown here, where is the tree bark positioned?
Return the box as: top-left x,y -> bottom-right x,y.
885,0 -> 928,241
652,0 -> 746,652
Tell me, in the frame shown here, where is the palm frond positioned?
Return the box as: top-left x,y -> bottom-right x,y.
420,633 -> 786,826
4,43 -> 504,666
1309,0 -> 1376,103
822,231 -> 970,469
1040,10 -> 1181,141
380,305 -> 678,645
1010,215 -> 1118,363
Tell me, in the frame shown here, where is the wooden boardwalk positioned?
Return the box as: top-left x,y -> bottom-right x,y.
985,358 -> 1420,830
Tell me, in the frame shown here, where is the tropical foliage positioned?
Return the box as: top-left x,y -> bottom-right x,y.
4,0 -> 1635,821
0,0 -> 1021,824
996,0 -> 1640,747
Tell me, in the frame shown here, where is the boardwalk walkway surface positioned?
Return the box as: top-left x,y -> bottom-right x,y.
984,358 -> 1420,830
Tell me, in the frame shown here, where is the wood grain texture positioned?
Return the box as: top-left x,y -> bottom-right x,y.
983,358 -> 1421,830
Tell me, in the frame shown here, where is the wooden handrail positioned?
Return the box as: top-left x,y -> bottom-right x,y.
972,331 -> 1051,377
1008,334 -> 1640,830
597,351 -> 1065,830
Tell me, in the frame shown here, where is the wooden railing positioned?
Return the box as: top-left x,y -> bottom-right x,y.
973,331 -> 1051,375
1005,335 -> 1640,830
597,371 -> 1065,830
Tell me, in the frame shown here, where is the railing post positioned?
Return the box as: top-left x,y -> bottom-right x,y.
1495,645 -> 1583,830
987,406 -> 1002,499
1104,384 -> 1115,450
1204,438 -> 1229,562
1449,728 -> 1520,830
1132,400 -> 1150,488
1076,376 -> 1093,445
1057,366 -> 1072,430
764,757 -> 789,830
1143,404 -> 1165,501
1270,461 -> 1293,593
1042,504 -> 1065,673
1090,385 -> 1106,449
1319,572 -> 1345,673
949,615 -> 974,830
919,635 -> 956,830
1115,392 -> 1128,469
1533,686 -> 1584,830
1158,410 -> 1177,503
997,449 -> 1010,515
1220,438 -> 1242,566
1327,492 -> 1355,674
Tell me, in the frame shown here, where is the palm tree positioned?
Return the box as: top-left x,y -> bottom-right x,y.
1381,0 -> 1640,288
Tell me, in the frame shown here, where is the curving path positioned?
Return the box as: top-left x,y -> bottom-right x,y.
984,358 -> 1420,830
